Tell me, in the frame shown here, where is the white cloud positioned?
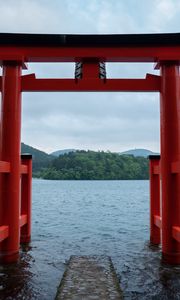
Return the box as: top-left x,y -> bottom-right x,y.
0,0 -> 59,33
147,0 -> 180,32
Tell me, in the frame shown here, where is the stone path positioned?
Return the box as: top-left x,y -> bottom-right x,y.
55,255 -> 123,300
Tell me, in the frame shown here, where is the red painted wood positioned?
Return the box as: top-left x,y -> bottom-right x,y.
172,226 -> 180,243
149,157 -> 161,245
153,165 -> 160,175
154,215 -> 162,229
0,46 -> 180,62
21,75 -> 160,92
19,215 -> 28,228
20,164 -> 28,174
171,161 -> 180,174
0,226 -> 9,242
160,63 -> 180,264
0,161 -> 10,173
20,156 -> 32,243
0,63 -> 22,263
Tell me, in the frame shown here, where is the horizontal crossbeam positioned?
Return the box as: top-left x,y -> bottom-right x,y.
0,161 -> 11,173
0,226 -> 9,242
0,46 -> 180,63
154,215 -> 162,228
19,214 -> 28,227
20,73 -> 160,92
172,226 -> 180,242
0,216 -> 28,243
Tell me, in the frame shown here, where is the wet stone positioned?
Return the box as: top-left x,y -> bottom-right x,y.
55,255 -> 123,300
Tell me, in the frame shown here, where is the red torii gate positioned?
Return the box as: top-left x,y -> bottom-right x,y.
0,32 -> 180,264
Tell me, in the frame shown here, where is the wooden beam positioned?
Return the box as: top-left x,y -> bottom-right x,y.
21,73 -> 160,92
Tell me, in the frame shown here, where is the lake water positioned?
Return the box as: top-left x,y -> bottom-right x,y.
1,179 -> 180,299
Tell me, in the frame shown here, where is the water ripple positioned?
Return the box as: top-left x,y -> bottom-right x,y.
1,180 -> 180,299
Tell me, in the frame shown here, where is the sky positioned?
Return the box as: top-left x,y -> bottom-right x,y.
0,0 -> 180,153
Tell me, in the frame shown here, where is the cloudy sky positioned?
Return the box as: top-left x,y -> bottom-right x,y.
1,0 -> 180,153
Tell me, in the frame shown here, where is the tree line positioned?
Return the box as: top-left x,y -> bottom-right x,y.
34,150 -> 149,180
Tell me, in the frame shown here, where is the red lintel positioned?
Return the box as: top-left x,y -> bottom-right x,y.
172,226 -> 180,242
19,214 -> 28,227
0,46 -> 180,62
0,161 -> 11,173
21,74 -> 160,92
0,226 -> 9,242
154,215 -> 162,229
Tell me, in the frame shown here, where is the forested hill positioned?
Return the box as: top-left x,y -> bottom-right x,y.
36,150 -> 149,180
21,143 -> 54,172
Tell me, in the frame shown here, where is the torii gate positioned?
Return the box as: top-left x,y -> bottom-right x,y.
0,33 -> 180,264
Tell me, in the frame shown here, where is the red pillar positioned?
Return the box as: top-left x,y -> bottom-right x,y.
149,155 -> 161,245
160,62 -> 180,264
0,63 -> 22,263
20,154 -> 32,243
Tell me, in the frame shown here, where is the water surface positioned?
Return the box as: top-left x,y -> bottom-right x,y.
1,180 -> 180,299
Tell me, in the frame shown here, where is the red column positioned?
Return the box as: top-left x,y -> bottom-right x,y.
160,62 -> 180,264
149,155 -> 161,245
0,63 -> 22,263
20,154 -> 32,243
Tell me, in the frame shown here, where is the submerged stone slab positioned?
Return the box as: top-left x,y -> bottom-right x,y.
55,255 -> 123,300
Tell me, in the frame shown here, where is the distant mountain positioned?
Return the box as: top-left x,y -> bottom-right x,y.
20,143 -> 159,176
50,149 -> 77,157
120,148 -> 159,158
21,142 -> 54,172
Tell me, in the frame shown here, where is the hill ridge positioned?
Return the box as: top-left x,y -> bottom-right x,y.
120,148 -> 159,158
